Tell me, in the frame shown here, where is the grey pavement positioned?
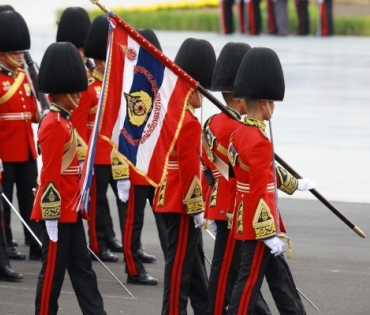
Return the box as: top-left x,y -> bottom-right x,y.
1,193 -> 369,314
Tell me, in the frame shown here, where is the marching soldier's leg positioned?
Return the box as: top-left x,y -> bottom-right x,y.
220,0 -> 235,34
296,0 -> 310,35
228,241 -> 270,315
189,230 -> 208,315
320,0 -> 333,36
148,188 -> 168,260
161,213 -> 199,315
248,0 -> 262,35
267,0 -> 277,34
35,224 -> 69,315
124,185 -> 157,284
265,254 -> 306,314
89,165 -> 118,262
15,160 -> 42,259
1,162 -> 15,247
67,217 -> 106,315
274,0 -> 289,36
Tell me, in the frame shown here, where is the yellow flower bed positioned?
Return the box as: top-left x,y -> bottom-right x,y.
114,0 -> 218,12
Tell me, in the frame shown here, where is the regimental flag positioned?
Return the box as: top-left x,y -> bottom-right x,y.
77,13 -> 198,212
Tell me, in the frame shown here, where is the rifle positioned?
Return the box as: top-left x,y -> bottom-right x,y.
196,147 -> 215,187
23,51 -> 50,112
85,58 -> 96,72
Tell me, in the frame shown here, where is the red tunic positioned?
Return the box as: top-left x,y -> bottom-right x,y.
154,105 -> 204,215
228,118 -> 287,240
31,104 -> 81,223
0,67 -> 38,161
202,109 -> 243,221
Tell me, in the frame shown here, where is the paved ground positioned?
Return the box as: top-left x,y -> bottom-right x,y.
1,195 -> 369,314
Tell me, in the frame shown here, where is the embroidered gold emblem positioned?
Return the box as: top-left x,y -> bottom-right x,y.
183,176 -> 204,214
157,177 -> 167,207
209,179 -> 219,207
275,165 -> 298,195
253,198 -> 276,239
237,202 -> 243,234
228,143 -> 238,167
124,90 -> 152,127
111,148 -> 129,180
40,182 -> 61,219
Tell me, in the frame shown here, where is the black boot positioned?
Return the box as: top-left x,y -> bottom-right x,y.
0,266 -> 23,282
107,237 -> 123,253
7,247 -> 26,260
137,248 -> 156,263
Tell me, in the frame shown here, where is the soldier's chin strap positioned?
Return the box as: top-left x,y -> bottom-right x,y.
5,53 -> 23,69
266,101 -> 292,258
67,93 -> 79,109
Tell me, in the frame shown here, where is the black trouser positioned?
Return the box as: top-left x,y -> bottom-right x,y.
320,0 -> 333,36
2,160 -> 41,247
35,217 -> 106,315
0,184 -> 10,268
161,213 -> 208,315
297,1 -> 309,35
220,0 -> 235,34
228,240 -> 306,315
89,165 -> 125,254
207,221 -> 271,315
239,0 -> 261,35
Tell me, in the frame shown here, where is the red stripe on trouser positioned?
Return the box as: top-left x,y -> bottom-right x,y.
169,215 -> 189,315
238,2 -> 245,33
321,2 -> 328,35
88,175 -> 99,253
238,242 -> 265,315
40,241 -> 58,315
123,186 -> 138,275
267,0 -> 275,33
249,1 -> 255,34
221,1 -> 227,34
214,233 -> 237,315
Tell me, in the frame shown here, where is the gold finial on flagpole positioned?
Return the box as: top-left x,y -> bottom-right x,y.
90,0 -> 110,14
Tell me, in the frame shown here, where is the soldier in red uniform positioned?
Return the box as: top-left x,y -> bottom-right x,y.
203,42 -> 272,315
31,42 -> 106,315
83,15 -> 122,262
227,47 -> 313,314
153,38 -> 216,315
0,9 -> 41,260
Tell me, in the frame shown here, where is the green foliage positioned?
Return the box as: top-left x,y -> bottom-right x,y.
81,5 -> 370,36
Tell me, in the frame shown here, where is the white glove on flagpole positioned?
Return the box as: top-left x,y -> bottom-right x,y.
208,219 -> 217,233
193,212 -> 205,228
263,236 -> 285,256
297,178 -> 315,191
117,179 -> 131,202
45,219 -> 58,242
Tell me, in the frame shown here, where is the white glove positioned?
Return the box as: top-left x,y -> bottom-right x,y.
208,220 -> 217,233
45,219 -> 58,242
42,109 -> 50,116
297,178 -> 315,191
0,158 -> 3,172
117,179 -> 131,202
263,236 -> 285,256
193,212 -> 205,228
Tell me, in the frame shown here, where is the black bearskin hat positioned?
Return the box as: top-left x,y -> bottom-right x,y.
137,29 -> 162,52
0,10 -> 30,52
211,42 -> 251,92
0,5 -> 14,12
38,42 -> 88,94
84,15 -> 108,60
234,47 -> 285,101
174,38 -> 216,89
56,7 -> 91,48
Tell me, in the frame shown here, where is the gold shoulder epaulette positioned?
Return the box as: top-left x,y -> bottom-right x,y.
40,182 -> 61,220
111,148 -> 129,180
182,175 -> 204,215
275,164 -> 298,195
